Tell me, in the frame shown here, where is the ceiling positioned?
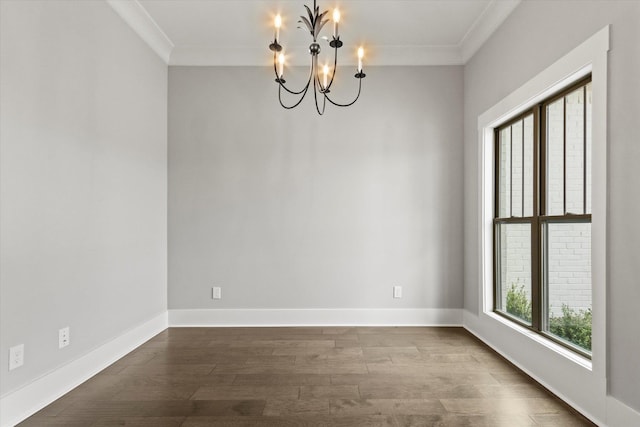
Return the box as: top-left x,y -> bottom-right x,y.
107,0 -> 521,66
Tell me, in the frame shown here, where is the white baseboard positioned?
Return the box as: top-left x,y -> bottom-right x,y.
606,395 -> 640,427
168,308 -> 463,327
0,312 -> 168,427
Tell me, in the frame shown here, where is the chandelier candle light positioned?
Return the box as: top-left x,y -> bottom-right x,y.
268,0 -> 366,115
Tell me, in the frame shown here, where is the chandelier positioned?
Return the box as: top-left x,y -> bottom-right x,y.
268,0 -> 366,115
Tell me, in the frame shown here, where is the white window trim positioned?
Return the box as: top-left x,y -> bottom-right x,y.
474,26 -> 609,424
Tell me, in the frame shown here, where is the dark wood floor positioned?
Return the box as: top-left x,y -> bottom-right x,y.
19,327 -> 595,426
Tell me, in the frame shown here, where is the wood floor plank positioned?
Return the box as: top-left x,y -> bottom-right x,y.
118,373 -> 236,387
440,397 -> 570,415
244,355 -> 296,364
271,347 -> 363,357
228,339 -> 336,348
209,334 -> 359,342
358,383 -> 482,400
295,352 -> 365,364
190,385 -> 300,400
299,385 -> 360,399
91,417 -> 187,426
263,398 -> 330,416
329,398 -> 446,416
233,373 -> 331,386
180,415 -> 396,426
212,362 -> 369,375
330,373 -> 436,386
394,413 -> 538,427
110,384 -> 200,401
16,416 -> 98,427
57,400 -> 266,418
118,363 -> 216,377
366,362 -> 484,376
18,327 -> 596,426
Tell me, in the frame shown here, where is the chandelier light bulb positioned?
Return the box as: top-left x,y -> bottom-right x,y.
333,9 -> 340,37
357,46 -> 364,72
333,8 -> 340,23
323,64 -> 329,88
278,53 -> 285,78
274,14 -> 282,41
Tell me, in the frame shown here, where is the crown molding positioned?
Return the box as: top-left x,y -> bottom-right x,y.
106,0 -> 174,64
376,45 -> 463,66
459,0 -> 522,63
109,0 -> 521,67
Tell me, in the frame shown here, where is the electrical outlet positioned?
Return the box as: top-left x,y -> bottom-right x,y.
393,286 -> 402,299
9,344 -> 24,370
212,287 -> 222,299
59,327 -> 70,349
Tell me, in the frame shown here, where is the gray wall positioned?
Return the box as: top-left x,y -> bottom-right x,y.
168,66 -> 463,310
0,1 -> 167,395
463,0 -> 640,412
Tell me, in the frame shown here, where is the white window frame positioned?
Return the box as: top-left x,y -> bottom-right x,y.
475,26 -> 608,423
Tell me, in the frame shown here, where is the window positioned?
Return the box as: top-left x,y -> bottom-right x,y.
494,76 -> 592,357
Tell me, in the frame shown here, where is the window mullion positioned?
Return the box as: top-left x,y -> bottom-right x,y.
563,96 -> 567,215
539,105 -> 546,217
531,217 -> 541,330
531,104 -> 547,331
583,85 -> 587,215
521,119 -> 525,217
494,128 -> 500,218
510,126 -> 513,217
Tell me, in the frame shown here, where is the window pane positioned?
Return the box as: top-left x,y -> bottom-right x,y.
497,223 -> 532,324
565,88 -> 585,214
585,83 -> 592,214
544,222 -> 592,352
511,121 -> 523,217
499,128 -> 511,218
547,99 -> 564,215
523,115 -> 534,217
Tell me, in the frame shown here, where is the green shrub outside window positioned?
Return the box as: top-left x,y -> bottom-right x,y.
506,284 -> 592,351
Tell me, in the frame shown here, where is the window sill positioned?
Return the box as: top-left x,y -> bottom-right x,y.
484,311 -> 592,371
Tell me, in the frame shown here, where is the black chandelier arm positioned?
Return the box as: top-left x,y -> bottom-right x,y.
278,80 -> 312,109
324,40 -> 340,91
313,64 -> 323,94
313,74 -> 327,115
324,76 -> 362,107
311,56 -> 326,115
276,73 -> 310,96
